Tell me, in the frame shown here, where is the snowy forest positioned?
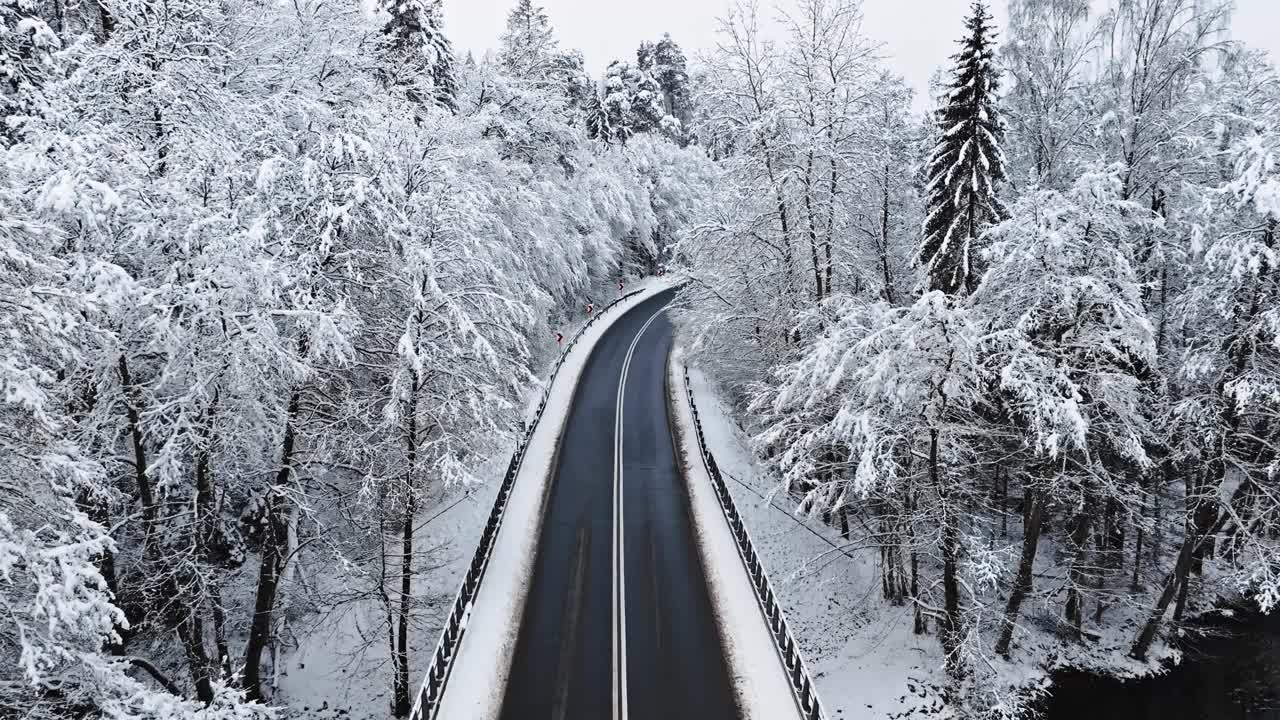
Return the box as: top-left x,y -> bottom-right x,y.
2,0 -> 1279,717
1,0 -> 711,715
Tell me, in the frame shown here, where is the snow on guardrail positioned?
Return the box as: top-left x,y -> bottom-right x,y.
681,365 -> 826,720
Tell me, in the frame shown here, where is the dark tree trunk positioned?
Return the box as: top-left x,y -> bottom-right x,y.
803,151 -> 824,303
932,429 -> 963,677
1095,497 -> 1125,625
1064,501 -> 1094,639
118,354 -> 157,553
1000,467 -> 1008,537
995,489 -> 1046,657
879,163 -> 897,305
1133,473 -> 1147,591
210,581 -> 232,682
177,608 -> 215,703
96,0 -> 115,39
244,391 -> 300,702
1131,530 -> 1197,660
392,377 -> 421,717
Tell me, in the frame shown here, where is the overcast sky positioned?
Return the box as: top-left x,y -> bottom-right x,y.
444,0 -> 1280,112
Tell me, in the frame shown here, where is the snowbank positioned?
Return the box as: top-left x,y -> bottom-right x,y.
667,346 -> 810,720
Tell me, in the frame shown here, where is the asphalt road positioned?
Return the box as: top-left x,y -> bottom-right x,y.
499,288 -> 739,720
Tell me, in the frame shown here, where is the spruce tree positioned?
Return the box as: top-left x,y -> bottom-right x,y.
380,0 -> 457,112
921,1 -> 1006,296
647,33 -> 690,122
499,0 -> 557,81
603,60 -> 664,142
585,89 -> 612,142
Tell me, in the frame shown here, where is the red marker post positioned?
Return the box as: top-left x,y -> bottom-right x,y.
585,302 -> 594,317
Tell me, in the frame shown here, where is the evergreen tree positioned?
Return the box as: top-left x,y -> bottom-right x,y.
552,48 -> 595,119
585,88 -> 612,142
642,33 -> 690,122
499,0 -> 557,81
381,0 -> 457,112
920,1 -> 1006,296
603,60 -> 664,142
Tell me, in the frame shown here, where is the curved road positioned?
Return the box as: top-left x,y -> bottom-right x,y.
499,288 -> 739,720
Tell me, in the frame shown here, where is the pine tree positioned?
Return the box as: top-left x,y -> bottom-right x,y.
427,3 -> 459,113
920,1 -> 1006,296
499,0 -> 557,81
603,60 -> 664,142
381,0 -> 457,112
586,88 -> 612,142
645,33 -> 690,122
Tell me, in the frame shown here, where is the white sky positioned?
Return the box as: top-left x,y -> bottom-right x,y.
444,0 -> 1280,111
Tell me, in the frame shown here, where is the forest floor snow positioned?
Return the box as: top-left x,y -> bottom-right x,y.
272,277 -> 674,719
678,364 -> 1186,720
679,364 -> 950,720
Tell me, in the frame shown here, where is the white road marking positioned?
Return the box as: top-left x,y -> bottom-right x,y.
612,305 -> 668,720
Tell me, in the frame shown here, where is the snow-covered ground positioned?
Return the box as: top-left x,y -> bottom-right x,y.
679,363 -> 952,720
675,361 -> 1189,719
273,278 -> 674,718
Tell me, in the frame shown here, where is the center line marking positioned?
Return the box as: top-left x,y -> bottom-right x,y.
613,303 -> 669,720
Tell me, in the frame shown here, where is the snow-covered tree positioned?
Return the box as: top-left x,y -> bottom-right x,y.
976,169 -> 1156,653
585,87 -> 611,142
602,60 -> 665,142
638,33 -> 690,126
921,0 -> 1007,296
1000,0 -> 1095,191
498,0 -> 557,82
0,0 -> 58,140
379,0 -> 458,112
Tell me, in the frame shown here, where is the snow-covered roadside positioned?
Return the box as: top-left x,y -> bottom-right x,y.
666,346 -> 808,720
427,277 -> 675,719
273,277 -> 673,719
680,364 -> 952,720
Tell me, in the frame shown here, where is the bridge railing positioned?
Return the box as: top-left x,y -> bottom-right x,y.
681,366 -> 826,720
408,289 -> 643,720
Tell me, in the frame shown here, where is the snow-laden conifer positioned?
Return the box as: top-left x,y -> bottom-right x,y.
920,0 -> 1006,296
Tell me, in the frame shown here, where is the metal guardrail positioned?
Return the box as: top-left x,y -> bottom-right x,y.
681,367 -> 825,720
408,289 -> 643,720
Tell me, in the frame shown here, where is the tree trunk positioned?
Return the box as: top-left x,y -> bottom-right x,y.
995,488 -> 1046,657
932,429 -> 963,677
1132,473 -> 1146,591
879,163 -> 897,305
244,390 -> 300,702
1131,530 -> 1197,660
803,150 -> 824,303
999,466 -> 1008,537
177,608 -> 214,703
1094,497 -> 1124,625
823,153 -> 836,296
118,354 -> 157,554
209,581 -> 232,683
393,377 -> 420,717
1064,501 -> 1094,639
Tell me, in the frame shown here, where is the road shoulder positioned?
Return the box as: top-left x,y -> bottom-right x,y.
665,344 -> 808,720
